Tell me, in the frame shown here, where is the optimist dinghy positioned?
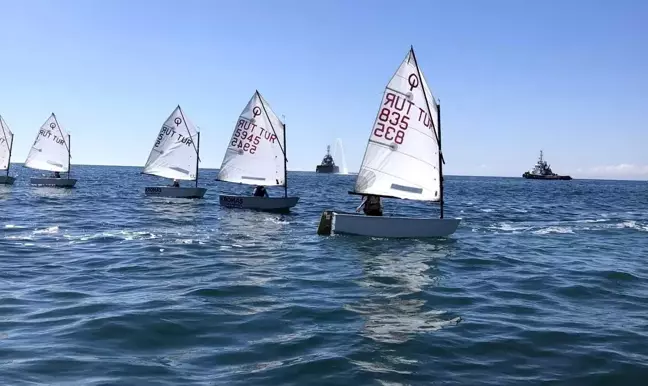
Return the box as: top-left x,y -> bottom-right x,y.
317,46 -> 461,238
25,113 -> 77,188
217,90 -> 299,211
142,105 -> 206,198
0,115 -> 15,185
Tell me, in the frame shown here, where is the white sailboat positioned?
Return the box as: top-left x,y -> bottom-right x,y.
142,105 -> 206,198
217,90 -> 299,211
25,113 -> 77,187
317,47 -> 461,238
0,115 -> 15,185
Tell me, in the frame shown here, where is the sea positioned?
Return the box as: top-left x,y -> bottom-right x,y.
1,165 -> 647,385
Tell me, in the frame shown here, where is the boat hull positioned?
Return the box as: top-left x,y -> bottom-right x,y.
317,210 -> 461,238
219,195 -> 299,211
0,176 -> 15,185
523,172 -> 572,180
316,165 -> 339,173
30,178 -> 77,187
144,186 -> 207,198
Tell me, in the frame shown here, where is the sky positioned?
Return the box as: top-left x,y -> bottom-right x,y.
0,0 -> 646,179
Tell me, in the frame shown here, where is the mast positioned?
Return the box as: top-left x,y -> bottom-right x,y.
7,135 -> 13,177
283,121 -> 287,198
51,113 -> 71,178
177,105 -> 200,187
256,90 -> 287,195
195,131 -> 200,188
410,46 -> 443,217
68,134 -> 71,178
437,101 -> 443,219
1,116 -> 11,177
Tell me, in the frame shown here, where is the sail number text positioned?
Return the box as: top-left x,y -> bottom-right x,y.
155,126 -> 194,149
372,92 -> 434,145
231,118 -> 278,154
38,129 -> 66,146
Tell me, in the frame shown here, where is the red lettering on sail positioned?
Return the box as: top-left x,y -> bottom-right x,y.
230,117 -> 279,154
372,94 -> 409,144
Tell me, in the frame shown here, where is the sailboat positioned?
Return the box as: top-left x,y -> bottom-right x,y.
217,90 -> 299,211
142,105 -> 206,198
0,115 -> 15,185
25,113 -> 77,187
317,47 -> 461,238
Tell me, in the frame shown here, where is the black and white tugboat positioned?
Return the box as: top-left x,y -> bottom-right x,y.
523,150 -> 572,180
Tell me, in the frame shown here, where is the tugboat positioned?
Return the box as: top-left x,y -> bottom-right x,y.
315,145 -> 339,173
523,150 -> 572,180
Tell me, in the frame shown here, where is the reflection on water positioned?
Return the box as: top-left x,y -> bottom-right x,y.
0,185 -> 14,200
346,241 -> 461,345
218,209 -> 290,243
140,196 -> 203,221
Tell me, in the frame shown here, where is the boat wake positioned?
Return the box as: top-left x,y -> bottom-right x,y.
481,218 -> 648,235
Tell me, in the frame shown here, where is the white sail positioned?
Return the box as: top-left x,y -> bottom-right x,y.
354,48 -> 441,201
0,116 -> 14,171
217,91 -> 286,186
24,114 -> 71,172
143,106 -> 199,181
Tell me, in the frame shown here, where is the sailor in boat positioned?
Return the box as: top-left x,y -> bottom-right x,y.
53,171 -> 61,178
171,179 -> 180,188
356,195 -> 383,216
253,185 -> 269,198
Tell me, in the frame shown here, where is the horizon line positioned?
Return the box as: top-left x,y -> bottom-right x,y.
8,162 -> 647,182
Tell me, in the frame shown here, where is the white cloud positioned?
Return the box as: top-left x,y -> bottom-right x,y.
577,164 -> 648,179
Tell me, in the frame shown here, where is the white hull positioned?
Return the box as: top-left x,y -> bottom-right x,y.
30,178 -> 77,187
0,175 -> 15,185
317,211 -> 460,238
145,186 -> 207,198
219,195 -> 299,211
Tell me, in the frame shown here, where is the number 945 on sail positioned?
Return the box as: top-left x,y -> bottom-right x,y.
231,129 -> 260,154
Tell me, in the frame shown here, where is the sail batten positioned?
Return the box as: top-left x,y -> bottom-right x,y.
143,106 -> 199,181
354,48 -> 441,202
24,114 -> 71,172
0,116 -> 14,171
217,92 -> 286,186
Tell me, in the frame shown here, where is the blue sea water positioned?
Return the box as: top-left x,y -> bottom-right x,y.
1,165 -> 647,385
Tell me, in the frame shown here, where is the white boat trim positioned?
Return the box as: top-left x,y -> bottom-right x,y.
219,194 -> 299,212
144,186 -> 207,198
30,177 -> 77,187
317,210 -> 460,238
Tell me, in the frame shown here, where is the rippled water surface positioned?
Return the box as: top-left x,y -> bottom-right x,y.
1,166 -> 648,385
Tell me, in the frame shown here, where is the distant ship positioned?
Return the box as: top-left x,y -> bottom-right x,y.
523,150 -> 572,180
315,145 -> 339,173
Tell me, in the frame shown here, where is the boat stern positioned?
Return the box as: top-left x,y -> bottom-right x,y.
0,176 -> 15,185
317,210 -> 335,235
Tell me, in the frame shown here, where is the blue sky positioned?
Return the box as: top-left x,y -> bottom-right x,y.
0,0 -> 646,179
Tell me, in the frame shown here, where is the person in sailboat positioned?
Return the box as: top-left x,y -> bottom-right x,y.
171,179 -> 180,188
53,171 -> 61,178
253,185 -> 269,197
356,195 -> 383,216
